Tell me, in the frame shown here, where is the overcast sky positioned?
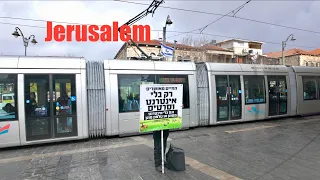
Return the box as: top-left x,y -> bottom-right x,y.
0,0 -> 319,61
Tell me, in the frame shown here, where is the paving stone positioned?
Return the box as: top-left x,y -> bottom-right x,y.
0,116 -> 320,180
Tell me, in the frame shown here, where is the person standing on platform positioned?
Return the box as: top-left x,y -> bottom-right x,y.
153,129 -> 169,172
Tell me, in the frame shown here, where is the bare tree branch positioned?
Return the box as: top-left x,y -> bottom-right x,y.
181,35 -> 211,47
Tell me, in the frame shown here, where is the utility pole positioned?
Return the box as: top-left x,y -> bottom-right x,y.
281,34 -> 296,65
172,40 -> 177,62
162,15 -> 173,61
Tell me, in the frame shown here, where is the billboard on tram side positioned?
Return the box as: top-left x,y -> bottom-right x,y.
139,84 -> 183,132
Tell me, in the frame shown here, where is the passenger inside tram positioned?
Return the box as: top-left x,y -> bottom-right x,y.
124,92 -> 140,112
26,92 -> 38,116
57,91 -> 71,115
2,103 -> 16,114
56,90 -> 72,133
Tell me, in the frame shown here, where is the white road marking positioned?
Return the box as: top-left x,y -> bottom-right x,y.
225,125 -> 277,133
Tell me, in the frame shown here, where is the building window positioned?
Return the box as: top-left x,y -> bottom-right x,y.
177,56 -> 183,61
118,74 -> 155,113
184,55 -> 191,61
316,62 -> 320,67
150,52 -> 156,57
194,57 -> 199,62
237,57 -> 243,63
244,75 -> 266,104
303,76 -> 317,100
0,74 -> 17,121
156,74 -> 190,109
306,62 -> 309,66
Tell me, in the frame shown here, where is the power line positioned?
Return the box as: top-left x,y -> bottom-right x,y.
168,0 -> 252,39
114,0 -> 320,35
199,0 -> 251,33
2,1 -> 319,36
0,21 -> 317,49
0,21 -> 46,29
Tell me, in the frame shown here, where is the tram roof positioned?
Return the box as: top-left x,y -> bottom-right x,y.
291,66 -> 320,73
204,62 -> 290,73
0,56 -> 86,69
104,59 -> 196,71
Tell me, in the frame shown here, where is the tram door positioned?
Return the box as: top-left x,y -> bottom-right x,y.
25,74 -> 77,141
216,75 -> 242,122
268,76 -> 287,116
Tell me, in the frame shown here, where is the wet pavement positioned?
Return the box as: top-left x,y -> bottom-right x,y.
0,115 -> 320,180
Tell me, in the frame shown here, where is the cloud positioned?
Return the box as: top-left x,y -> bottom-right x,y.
0,1 -> 319,60
163,1 -> 320,53
0,1 -> 161,60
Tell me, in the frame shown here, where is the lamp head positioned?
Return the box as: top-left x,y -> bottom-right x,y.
31,38 -> 38,45
12,30 -> 20,38
290,35 -> 296,41
166,15 -> 173,25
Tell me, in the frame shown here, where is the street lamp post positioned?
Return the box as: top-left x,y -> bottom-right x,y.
281,34 -> 296,65
12,27 -> 38,56
172,40 -> 177,61
162,15 -> 172,61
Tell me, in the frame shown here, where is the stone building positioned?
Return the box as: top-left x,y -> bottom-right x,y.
114,39 -> 234,62
264,48 -> 320,67
114,39 -> 280,65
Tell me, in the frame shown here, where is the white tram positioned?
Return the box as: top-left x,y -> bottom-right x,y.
1,56 -> 320,148
0,56 -> 88,148
196,63 -> 296,126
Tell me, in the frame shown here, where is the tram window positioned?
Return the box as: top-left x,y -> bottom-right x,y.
244,75 -> 266,104
0,74 -> 17,121
156,74 -> 190,109
25,75 -> 50,118
302,76 -> 317,100
53,75 -> 77,116
53,74 -> 77,134
118,74 -> 155,113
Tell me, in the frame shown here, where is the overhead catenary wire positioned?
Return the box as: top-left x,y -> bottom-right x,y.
1,1 -> 320,36
113,0 -> 320,35
168,0 -> 252,39
1,1 -> 320,35
0,21 -> 318,49
199,0 -> 252,33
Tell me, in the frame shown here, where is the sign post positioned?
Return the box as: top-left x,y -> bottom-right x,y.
161,130 -> 164,173
139,84 -> 183,174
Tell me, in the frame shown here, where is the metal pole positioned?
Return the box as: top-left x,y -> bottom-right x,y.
172,40 -> 177,62
162,26 -> 166,61
282,41 -> 285,65
25,46 -> 27,56
163,26 -> 166,43
161,130 -> 164,173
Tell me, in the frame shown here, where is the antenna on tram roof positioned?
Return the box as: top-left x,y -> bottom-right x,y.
118,0 -> 164,60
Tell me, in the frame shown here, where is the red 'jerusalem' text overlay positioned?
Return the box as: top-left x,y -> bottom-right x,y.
45,21 -> 151,42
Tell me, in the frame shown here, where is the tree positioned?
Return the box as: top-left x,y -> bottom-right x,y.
62,53 -> 77,57
181,35 -> 211,47
180,35 -> 212,62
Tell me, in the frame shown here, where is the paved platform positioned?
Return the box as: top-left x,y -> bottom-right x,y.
1,115 -> 320,180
